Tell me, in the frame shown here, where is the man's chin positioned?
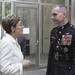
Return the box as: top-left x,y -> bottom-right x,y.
54,22 -> 58,25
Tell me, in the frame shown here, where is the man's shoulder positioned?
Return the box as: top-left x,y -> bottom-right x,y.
70,24 -> 75,30
52,26 -> 58,31
50,26 -> 58,34
70,24 -> 74,27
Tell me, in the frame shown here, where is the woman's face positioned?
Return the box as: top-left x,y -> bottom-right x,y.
13,20 -> 24,37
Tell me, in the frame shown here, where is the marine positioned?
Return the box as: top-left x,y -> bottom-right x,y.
46,5 -> 75,75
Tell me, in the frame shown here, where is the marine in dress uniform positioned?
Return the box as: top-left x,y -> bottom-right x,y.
46,22 -> 75,75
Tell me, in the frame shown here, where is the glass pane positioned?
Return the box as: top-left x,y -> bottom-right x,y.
0,0 -> 2,2
16,7 -> 37,65
5,2 -> 11,16
0,2 -> 2,40
0,2 -> 2,24
16,0 -> 38,2
43,0 -> 65,4
40,5 -> 55,66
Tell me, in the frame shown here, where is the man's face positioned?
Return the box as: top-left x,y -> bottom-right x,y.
51,7 -> 65,25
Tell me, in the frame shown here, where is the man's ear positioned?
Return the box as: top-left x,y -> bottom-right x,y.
63,13 -> 67,17
11,26 -> 15,32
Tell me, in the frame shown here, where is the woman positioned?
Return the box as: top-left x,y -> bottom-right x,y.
0,14 -> 30,75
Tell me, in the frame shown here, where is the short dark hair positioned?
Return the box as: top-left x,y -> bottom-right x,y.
2,14 -> 20,34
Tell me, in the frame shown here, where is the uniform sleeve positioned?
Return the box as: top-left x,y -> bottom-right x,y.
46,30 -> 54,75
0,42 -> 23,75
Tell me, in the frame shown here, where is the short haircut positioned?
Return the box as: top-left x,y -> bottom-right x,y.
2,14 -> 20,34
52,4 -> 68,16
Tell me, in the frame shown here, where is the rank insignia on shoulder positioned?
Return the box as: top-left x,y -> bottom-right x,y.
61,34 -> 72,45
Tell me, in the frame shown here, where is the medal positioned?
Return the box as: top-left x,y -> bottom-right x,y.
55,52 -> 59,60
61,34 -> 72,45
61,39 -> 66,45
66,38 -> 71,45
64,47 -> 68,53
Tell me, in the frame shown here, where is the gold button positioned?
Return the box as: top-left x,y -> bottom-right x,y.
58,41 -> 59,44
69,67 -> 71,69
56,46 -> 59,48
58,39 -> 60,41
59,31 -> 61,34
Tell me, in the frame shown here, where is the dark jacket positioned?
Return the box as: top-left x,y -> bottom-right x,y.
17,35 -> 26,58
46,22 -> 75,75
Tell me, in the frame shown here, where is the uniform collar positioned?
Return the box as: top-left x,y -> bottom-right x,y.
58,22 -> 70,30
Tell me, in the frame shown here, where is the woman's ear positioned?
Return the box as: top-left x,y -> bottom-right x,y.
11,26 -> 15,32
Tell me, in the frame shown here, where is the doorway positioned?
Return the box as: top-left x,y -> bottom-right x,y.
11,1 -> 40,67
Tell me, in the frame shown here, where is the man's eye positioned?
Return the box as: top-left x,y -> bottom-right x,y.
52,13 -> 57,16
